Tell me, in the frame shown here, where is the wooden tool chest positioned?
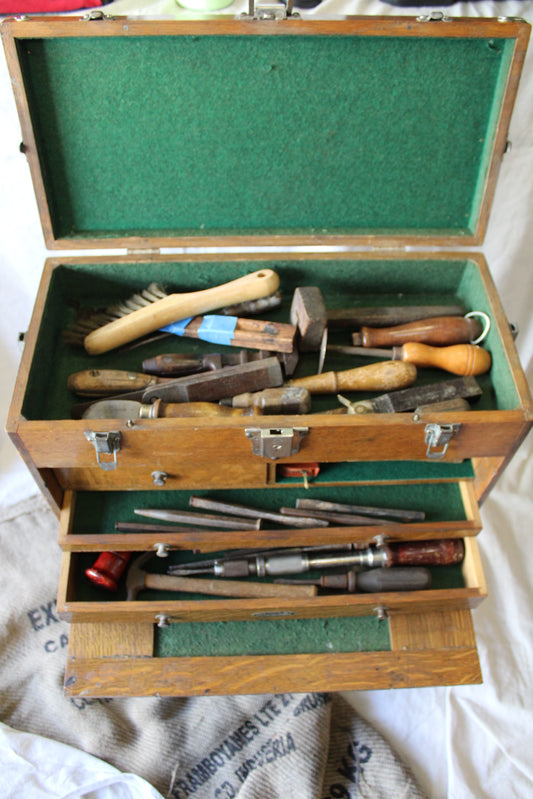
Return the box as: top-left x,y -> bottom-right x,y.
3,12 -> 532,697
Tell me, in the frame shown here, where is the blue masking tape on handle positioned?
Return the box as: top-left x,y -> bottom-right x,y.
161,315 -> 238,346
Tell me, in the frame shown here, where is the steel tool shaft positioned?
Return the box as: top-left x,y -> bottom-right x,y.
189,496 -> 330,528
295,498 -> 425,522
167,539 -> 465,577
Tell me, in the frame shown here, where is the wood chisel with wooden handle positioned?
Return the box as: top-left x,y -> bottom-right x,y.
333,342 -> 491,376
288,360 -> 417,394
351,315 -> 485,347
83,269 -> 280,355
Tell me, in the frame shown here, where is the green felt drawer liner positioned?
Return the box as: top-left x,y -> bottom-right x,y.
22,257 -> 516,422
15,33 -> 513,239
70,482 -> 470,535
154,616 -> 391,657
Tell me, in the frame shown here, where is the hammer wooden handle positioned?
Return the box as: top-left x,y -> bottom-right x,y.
354,316 -> 483,347
84,269 -> 280,355
142,572 -> 317,598
394,342 -> 491,376
289,360 -> 417,394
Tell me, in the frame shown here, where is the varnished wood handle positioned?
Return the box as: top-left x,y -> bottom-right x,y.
149,399 -> 261,418
68,369 -> 165,396
289,360 -> 417,394
143,572 -> 317,598
84,269 -> 280,355
357,316 -> 483,347
396,343 -> 491,376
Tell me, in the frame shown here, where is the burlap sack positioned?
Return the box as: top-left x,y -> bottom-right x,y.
0,495 -> 427,799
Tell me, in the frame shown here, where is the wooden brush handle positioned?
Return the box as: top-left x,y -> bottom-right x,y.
289,360 -> 417,394
357,316 -> 483,347
396,343 -> 491,376
84,269 -> 280,355
142,572 -> 317,598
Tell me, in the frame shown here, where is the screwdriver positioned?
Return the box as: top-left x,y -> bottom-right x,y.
288,359 -> 417,394
329,342 -> 491,376
275,566 -> 432,593
167,539 -> 465,577
351,315 -> 486,348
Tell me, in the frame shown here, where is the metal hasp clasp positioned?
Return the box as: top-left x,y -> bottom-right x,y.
242,0 -> 298,20
245,427 -> 308,459
84,430 -> 121,470
424,423 -> 461,460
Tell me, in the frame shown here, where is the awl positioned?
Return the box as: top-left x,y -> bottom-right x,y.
332,342 -> 491,376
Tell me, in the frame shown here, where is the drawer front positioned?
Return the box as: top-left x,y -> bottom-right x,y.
62,610 -> 483,697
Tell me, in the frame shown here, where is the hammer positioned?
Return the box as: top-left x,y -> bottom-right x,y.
125,553 -> 317,600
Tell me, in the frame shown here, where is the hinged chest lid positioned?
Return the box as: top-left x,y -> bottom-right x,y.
1,14 -> 529,249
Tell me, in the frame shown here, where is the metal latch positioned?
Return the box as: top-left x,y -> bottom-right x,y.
245,427 -> 308,459
424,423 -> 461,460
84,430 -> 121,470
242,0 -> 298,20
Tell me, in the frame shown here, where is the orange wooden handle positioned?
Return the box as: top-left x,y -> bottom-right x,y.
360,316 -> 482,347
397,342 -> 491,376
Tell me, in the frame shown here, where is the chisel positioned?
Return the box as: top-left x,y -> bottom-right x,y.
330,376 -> 482,414
332,342 -> 491,376
189,495 -> 330,528
288,360 -> 417,394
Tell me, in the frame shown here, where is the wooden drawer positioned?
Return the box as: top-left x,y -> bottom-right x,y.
56,479 -> 486,696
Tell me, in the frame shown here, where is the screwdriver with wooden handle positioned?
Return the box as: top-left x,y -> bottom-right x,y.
351,315 -> 484,347
288,360 -> 417,394
330,343 -> 491,376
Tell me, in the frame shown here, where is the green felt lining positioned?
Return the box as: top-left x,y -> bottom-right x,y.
16,33 -> 514,240
70,482 -> 470,535
154,616 -> 391,657
21,257 -> 518,424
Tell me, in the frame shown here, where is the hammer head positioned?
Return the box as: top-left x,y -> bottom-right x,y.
126,552 -> 154,601
290,287 -> 327,352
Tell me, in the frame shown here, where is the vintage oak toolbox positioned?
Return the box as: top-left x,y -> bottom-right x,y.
3,12 -> 532,697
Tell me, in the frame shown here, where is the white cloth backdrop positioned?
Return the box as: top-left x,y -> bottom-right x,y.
1,0 -> 532,796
